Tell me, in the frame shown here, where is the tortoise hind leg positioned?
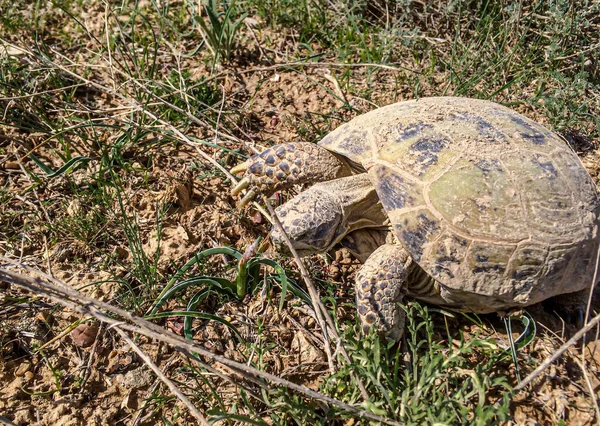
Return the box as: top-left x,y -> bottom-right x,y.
231,142 -> 353,206
542,288 -> 597,328
356,244 -> 414,341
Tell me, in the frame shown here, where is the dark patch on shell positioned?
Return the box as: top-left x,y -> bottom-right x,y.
410,135 -> 450,168
512,269 -> 536,281
450,112 -> 508,143
434,255 -> 460,279
411,136 -> 447,154
374,170 -> 413,210
398,214 -> 439,262
435,265 -> 455,279
335,129 -> 370,156
531,155 -> 558,179
475,159 -> 503,175
475,254 -> 488,262
437,255 -> 460,264
396,121 -> 434,142
496,111 -> 548,145
473,264 -> 505,274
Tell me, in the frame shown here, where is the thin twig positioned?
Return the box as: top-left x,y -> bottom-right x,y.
573,354 -> 600,425
583,240 -> 600,340
114,327 -> 210,426
79,323 -> 104,395
262,197 -> 335,371
0,416 -> 18,426
131,355 -> 174,426
35,319 -> 84,352
262,197 -> 371,401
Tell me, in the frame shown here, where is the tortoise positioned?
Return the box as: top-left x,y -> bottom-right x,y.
231,97 -> 600,340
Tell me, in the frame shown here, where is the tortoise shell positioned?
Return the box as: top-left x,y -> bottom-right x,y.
320,97 -> 600,306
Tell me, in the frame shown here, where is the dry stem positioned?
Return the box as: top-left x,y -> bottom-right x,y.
114,327 -> 210,426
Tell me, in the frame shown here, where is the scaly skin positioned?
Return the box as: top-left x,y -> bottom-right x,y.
231,142 -> 352,206
355,244 -> 414,341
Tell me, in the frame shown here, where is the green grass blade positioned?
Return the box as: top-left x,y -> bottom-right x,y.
29,154 -> 91,178
147,310 -> 242,340
504,317 -> 518,381
28,154 -> 55,175
150,247 -> 242,313
246,258 -> 291,309
184,288 -> 213,341
148,277 -> 236,315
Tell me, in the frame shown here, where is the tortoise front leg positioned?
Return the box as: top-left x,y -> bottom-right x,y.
231,142 -> 353,206
356,244 -> 414,342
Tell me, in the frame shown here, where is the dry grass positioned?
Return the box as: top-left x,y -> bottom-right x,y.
1,0 -> 599,424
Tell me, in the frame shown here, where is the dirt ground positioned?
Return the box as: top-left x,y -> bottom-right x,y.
1,1 -> 600,425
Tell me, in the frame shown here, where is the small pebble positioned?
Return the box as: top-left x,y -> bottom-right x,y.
251,211 -> 263,225
36,311 -> 52,323
71,324 -> 99,347
14,362 -> 31,377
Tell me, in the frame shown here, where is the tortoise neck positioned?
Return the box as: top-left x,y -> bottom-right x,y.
323,173 -> 389,243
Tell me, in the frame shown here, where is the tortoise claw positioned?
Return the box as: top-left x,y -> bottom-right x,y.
232,177 -> 250,196
230,161 -> 249,175
239,189 -> 257,208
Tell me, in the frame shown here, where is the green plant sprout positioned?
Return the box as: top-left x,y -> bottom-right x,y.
194,0 -> 248,65
146,239 -> 309,341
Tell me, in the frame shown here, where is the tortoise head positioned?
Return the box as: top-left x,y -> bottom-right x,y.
271,188 -> 345,256
271,174 -> 387,257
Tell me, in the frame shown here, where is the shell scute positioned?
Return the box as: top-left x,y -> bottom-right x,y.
423,231 -> 471,282
503,152 -> 581,238
435,240 -> 515,295
428,159 -> 526,240
319,124 -> 371,163
448,112 -> 509,144
394,210 -> 442,262
369,163 -> 426,214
